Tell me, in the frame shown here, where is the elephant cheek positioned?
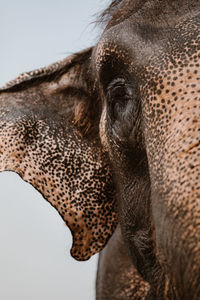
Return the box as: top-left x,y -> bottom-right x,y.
147,117 -> 200,294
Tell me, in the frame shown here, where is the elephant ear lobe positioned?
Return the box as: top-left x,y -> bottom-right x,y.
0,47 -> 117,261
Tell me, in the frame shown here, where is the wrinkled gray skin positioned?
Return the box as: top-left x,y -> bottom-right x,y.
96,225 -> 150,299
0,0 -> 200,299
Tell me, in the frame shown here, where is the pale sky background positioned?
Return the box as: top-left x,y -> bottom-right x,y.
0,1 -> 109,299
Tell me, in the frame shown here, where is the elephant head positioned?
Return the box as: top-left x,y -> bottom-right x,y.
93,0 -> 200,299
0,48 -> 117,261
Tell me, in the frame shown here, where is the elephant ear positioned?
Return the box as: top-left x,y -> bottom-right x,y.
0,48 -> 117,261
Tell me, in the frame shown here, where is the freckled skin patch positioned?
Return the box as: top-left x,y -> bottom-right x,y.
0,48 -> 117,261
140,16 -> 200,297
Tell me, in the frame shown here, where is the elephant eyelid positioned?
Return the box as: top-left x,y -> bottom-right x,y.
106,78 -> 133,102
107,78 -> 125,93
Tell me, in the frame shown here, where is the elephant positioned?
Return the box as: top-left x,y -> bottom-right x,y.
0,0 -> 200,299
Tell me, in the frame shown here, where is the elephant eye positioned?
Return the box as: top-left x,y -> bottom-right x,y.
108,82 -> 127,100
106,78 -> 133,121
107,78 -> 131,103
105,78 -> 138,141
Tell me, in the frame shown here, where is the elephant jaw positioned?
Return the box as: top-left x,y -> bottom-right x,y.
148,120 -> 200,297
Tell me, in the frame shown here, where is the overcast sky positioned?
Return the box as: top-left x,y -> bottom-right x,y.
0,1 -> 109,299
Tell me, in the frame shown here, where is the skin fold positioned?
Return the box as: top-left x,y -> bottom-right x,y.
96,225 -> 150,299
0,0 -> 200,299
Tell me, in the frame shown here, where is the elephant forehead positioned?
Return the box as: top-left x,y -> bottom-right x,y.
95,11 -> 200,76
95,23 -> 158,74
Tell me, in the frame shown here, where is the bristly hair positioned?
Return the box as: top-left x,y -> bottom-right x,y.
98,0 -> 124,25
98,0 -> 143,30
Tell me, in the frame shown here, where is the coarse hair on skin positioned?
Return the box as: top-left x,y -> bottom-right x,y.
98,0 -> 145,30
99,0 -> 124,24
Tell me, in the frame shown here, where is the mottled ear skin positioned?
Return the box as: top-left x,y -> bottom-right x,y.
96,226 -> 150,300
0,48 -> 117,261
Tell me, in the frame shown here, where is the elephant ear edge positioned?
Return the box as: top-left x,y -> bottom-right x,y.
0,48 -> 92,91
0,47 -> 118,261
